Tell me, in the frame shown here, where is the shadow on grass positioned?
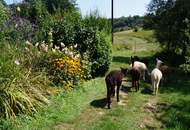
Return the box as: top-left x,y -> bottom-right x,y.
121,84 -> 132,93
112,56 -> 130,64
154,99 -> 190,129
159,72 -> 190,95
141,86 -> 153,95
90,98 -> 107,109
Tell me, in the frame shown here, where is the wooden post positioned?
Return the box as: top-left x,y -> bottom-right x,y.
111,0 -> 114,44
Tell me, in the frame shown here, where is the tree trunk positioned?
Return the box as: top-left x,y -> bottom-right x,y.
167,41 -> 170,51
182,42 -> 187,56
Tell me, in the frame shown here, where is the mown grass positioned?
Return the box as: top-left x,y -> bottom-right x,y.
2,30 -> 190,130
2,78 -> 106,130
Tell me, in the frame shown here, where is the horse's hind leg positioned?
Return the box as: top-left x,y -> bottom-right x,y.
135,81 -> 138,92
155,80 -> 160,95
107,85 -> 111,109
137,80 -> 140,91
111,87 -> 115,97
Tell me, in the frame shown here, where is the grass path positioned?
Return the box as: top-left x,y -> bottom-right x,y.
52,81 -> 164,130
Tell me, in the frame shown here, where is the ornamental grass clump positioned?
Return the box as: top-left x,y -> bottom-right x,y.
0,43 -> 60,119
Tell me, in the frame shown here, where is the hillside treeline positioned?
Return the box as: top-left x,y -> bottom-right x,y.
112,15 -> 144,32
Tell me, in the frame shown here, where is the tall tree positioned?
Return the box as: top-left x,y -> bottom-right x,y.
0,0 -> 6,6
44,0 -> 77,14
146,0 -> 190,55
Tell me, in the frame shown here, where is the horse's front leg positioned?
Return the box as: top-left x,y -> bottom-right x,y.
116,85 -> 120,102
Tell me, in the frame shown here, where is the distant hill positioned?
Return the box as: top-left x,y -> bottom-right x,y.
109,15 -> 144,32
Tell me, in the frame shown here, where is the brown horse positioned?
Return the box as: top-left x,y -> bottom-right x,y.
105,68 -> 128,109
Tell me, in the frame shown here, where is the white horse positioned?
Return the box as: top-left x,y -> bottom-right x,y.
130,61 -> 148,81
151,58 -> 163,95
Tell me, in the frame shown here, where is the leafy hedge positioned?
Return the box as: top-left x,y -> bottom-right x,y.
180,56 -> 190,74
40,12 -> 112,77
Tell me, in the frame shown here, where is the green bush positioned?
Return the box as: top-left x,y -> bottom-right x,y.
39,12 -> 112,78
39,11 -> 81,45
180,56 -> 190,74
0,10 -> 40,43
89,31 -> 112,77
83,10 -> 111,34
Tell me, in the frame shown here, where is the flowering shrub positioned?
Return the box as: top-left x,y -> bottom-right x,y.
49,55 -> 91,88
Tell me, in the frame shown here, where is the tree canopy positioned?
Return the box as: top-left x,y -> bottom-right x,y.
146,0 -> 190,56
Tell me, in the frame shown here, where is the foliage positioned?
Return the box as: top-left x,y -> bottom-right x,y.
89,31 -> 112,77
39,11 -> 81,45
146,0 -> 190,55
18,0 -> 47,23
83,10 -> 111,34
0,43 -> 59,119
180,56 -> 190,74
0,9 -> 39,43
43,0 -> 77,14
40,12 -> 112,77
0,0 -> 112,121
0,2 -> 7,40
0,0 -> 6,6
113,15 -> 144,32
2,78 -> 105,130
0,2 -> 6,23
133,26 -> 138,32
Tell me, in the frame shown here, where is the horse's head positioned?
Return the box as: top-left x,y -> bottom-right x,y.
120,67 -> 128,76
156,58 -> 164,68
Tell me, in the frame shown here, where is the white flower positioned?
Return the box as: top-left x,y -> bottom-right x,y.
35,42 -> 39,47
54,45 -> 60,50
25,40 -> 32,46
70,46 -> 73,50
50,43 -> 53,48
40,43 -> 48,52
14,60 -> 20,65
74,54 -> 80,59
62,47 -> 67,51
15,23 -> 18,28
69,52 -> 74,57
74,44 -> 78,48
25,47 -> 30,51
37,51 -> 41,55
60,42 -> 65,48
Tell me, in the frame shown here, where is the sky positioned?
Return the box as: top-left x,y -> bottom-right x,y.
5,0 -> 151,18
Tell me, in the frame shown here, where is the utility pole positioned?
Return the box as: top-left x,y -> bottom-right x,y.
111,0 -> 114,44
